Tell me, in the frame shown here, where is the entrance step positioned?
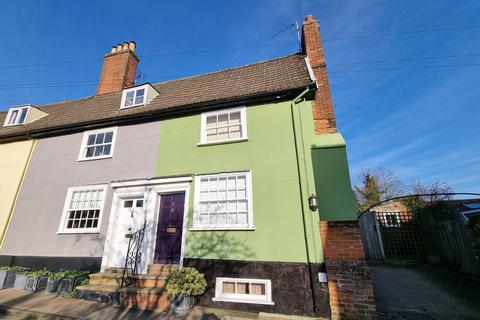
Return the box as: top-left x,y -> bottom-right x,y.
147,264 -> 179,276
76,284 -> 118,304
89,272 -> 167,288
119,287 -> 170,311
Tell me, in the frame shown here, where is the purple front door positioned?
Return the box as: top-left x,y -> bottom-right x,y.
154,193 -> 185,264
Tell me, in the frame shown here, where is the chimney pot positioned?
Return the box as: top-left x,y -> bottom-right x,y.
116,44 -> 123,51
122,42 -> 129,51
129,41 -> 136,52
111,46 -> 117,54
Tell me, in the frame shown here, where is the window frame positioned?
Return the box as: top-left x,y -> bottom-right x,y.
77,127 -> 118,162
213,277 -> 274,305
3,106 -> 30,127
192,171 -> 254,231
120,85 -> 149,109
199,106 -> 248,145
57,184 -> 108,234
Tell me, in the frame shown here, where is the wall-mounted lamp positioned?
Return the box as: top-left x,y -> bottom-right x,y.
308,194 -> 318,212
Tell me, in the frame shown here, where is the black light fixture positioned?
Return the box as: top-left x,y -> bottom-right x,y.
308,194 -> 318,212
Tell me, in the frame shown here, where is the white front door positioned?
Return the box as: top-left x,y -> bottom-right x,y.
110,197 -> 145,268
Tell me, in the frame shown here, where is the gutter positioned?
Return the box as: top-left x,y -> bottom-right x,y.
290,87 -> 319,314
0,84 -> 316,143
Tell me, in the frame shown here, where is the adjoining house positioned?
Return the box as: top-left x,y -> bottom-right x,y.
0,16 -> 376,319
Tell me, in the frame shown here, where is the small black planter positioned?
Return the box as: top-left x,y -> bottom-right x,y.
57,276 -> 87,296
24,276 -> 48,293
0,270 -> 17,289
13,274 -> 29,290
45,279 -> 61,294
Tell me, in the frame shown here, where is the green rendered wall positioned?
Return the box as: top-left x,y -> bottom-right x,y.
156,100 -> 322,263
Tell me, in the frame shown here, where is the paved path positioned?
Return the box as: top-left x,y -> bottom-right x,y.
369,261 -> 480,320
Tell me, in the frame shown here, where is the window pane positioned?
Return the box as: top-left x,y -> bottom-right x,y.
218,127 -> 228,140
104,131 -> 113,143
206,115 -> 217,128
134,96 -> 144,105
95,133 -> 105,144
206,128 -> 217,142
19,108 -> 28,124
94,146 -> 103,157
136,88 -> 145,96
103,144 -> 112,156
9,110 -> 18,124
87,134 -> 96,146
229,112 -> 241,124
218,114 -> 228,126
237,282 -> 249,294
222,282 -> 235,294
135,200 -> 144,208
229,125 -> 242,139
85,147 -> 94,158
124,200 -> 133,208
250,283 -> 265,295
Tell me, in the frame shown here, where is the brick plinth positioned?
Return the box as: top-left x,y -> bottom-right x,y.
320,221 -> 377,320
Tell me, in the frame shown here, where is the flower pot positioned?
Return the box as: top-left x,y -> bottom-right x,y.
31,276 -> 49,293
0,270 -> 17,289
172,295 -> 196,314
45,279 -> 61,294
13,274 -> 28,290
57,276 -> 86,297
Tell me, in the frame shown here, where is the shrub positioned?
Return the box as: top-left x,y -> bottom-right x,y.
0,266 -> 29,271
165,267 -> 207,297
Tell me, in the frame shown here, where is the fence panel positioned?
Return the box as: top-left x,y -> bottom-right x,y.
359,211 -> 384,260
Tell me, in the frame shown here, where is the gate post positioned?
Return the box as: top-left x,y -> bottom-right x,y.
320,220 -> 377,320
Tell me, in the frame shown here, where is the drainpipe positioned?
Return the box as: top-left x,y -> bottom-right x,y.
290,87 -> 319,314
0,137 -> 36,257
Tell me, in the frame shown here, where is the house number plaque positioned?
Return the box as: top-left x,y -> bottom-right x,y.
166,227 -> 176,233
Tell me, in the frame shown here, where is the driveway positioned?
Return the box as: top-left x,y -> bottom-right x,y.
369,261 -> 480,320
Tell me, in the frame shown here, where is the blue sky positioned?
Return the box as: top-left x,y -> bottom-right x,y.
0,0 -> 479,192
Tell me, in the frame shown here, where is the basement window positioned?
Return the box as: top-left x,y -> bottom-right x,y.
213,278 -> 274,305
3,106 -> 30,127
78,127 -> 117,161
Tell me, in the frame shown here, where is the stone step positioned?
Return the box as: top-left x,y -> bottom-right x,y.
89,272 -> 167,288
104,267 -> 130,274
118,287 -> 170,311
76,284 -> 118,304
147,264 -> 179,276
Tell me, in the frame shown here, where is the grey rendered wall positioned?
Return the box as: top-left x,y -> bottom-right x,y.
1,121 -> 160,257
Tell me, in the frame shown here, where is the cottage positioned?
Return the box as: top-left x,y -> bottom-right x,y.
0,15 -> 376,319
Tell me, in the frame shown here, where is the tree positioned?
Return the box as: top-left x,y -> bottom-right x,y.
403,180 -> 454,212
354,167 -> 404,212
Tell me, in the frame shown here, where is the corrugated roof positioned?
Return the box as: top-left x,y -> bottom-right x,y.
0,53 -> 312,140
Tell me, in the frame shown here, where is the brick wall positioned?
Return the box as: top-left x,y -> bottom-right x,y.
320,221 -> 377,320
301,15 -> 337,134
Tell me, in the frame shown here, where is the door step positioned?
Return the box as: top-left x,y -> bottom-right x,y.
76,264 -> 178,311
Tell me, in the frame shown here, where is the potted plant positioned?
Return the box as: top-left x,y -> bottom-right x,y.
165,267 -> 207,314
57,270 -> 90,297
23,270 -> 50,292
45,271 -> 66,294
0,266 -> 27,289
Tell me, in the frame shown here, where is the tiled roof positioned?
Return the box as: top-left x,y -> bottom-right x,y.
0,53 -> 312,140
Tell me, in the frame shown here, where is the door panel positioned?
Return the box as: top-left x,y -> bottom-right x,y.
154,193 -> 185,264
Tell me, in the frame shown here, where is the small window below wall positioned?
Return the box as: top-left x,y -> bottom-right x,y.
3,106 -> 30,127
213,278 -> 274,305
193,172 -> 254,230
58,185 -> 107,234
199,107 -> 247,145
78,127 -> 117,161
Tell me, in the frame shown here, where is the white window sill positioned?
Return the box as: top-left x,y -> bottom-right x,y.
212,297 -> 274,305
197,138 -> 248,147
78,155 -> 113,162
57,230 -> 100,235
190,226 -> 255,231
3,123 -> 24,127
120,103 -> 145,110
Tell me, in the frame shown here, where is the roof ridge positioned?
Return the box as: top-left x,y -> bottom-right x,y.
151,52 -> 304,86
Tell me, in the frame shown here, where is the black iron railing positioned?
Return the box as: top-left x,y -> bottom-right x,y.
120,222 -> 146,288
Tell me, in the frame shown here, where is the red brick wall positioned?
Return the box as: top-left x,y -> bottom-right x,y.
96,49 -> 139,95
320,221 -> 377,319
302,15 -> 337,134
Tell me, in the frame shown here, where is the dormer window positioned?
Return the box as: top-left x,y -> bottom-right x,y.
120,84 -> 158,109
4,106 -> 30,127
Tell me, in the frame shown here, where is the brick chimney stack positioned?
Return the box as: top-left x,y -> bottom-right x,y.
96,41 -> 139,95
302,15 -> 337,134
